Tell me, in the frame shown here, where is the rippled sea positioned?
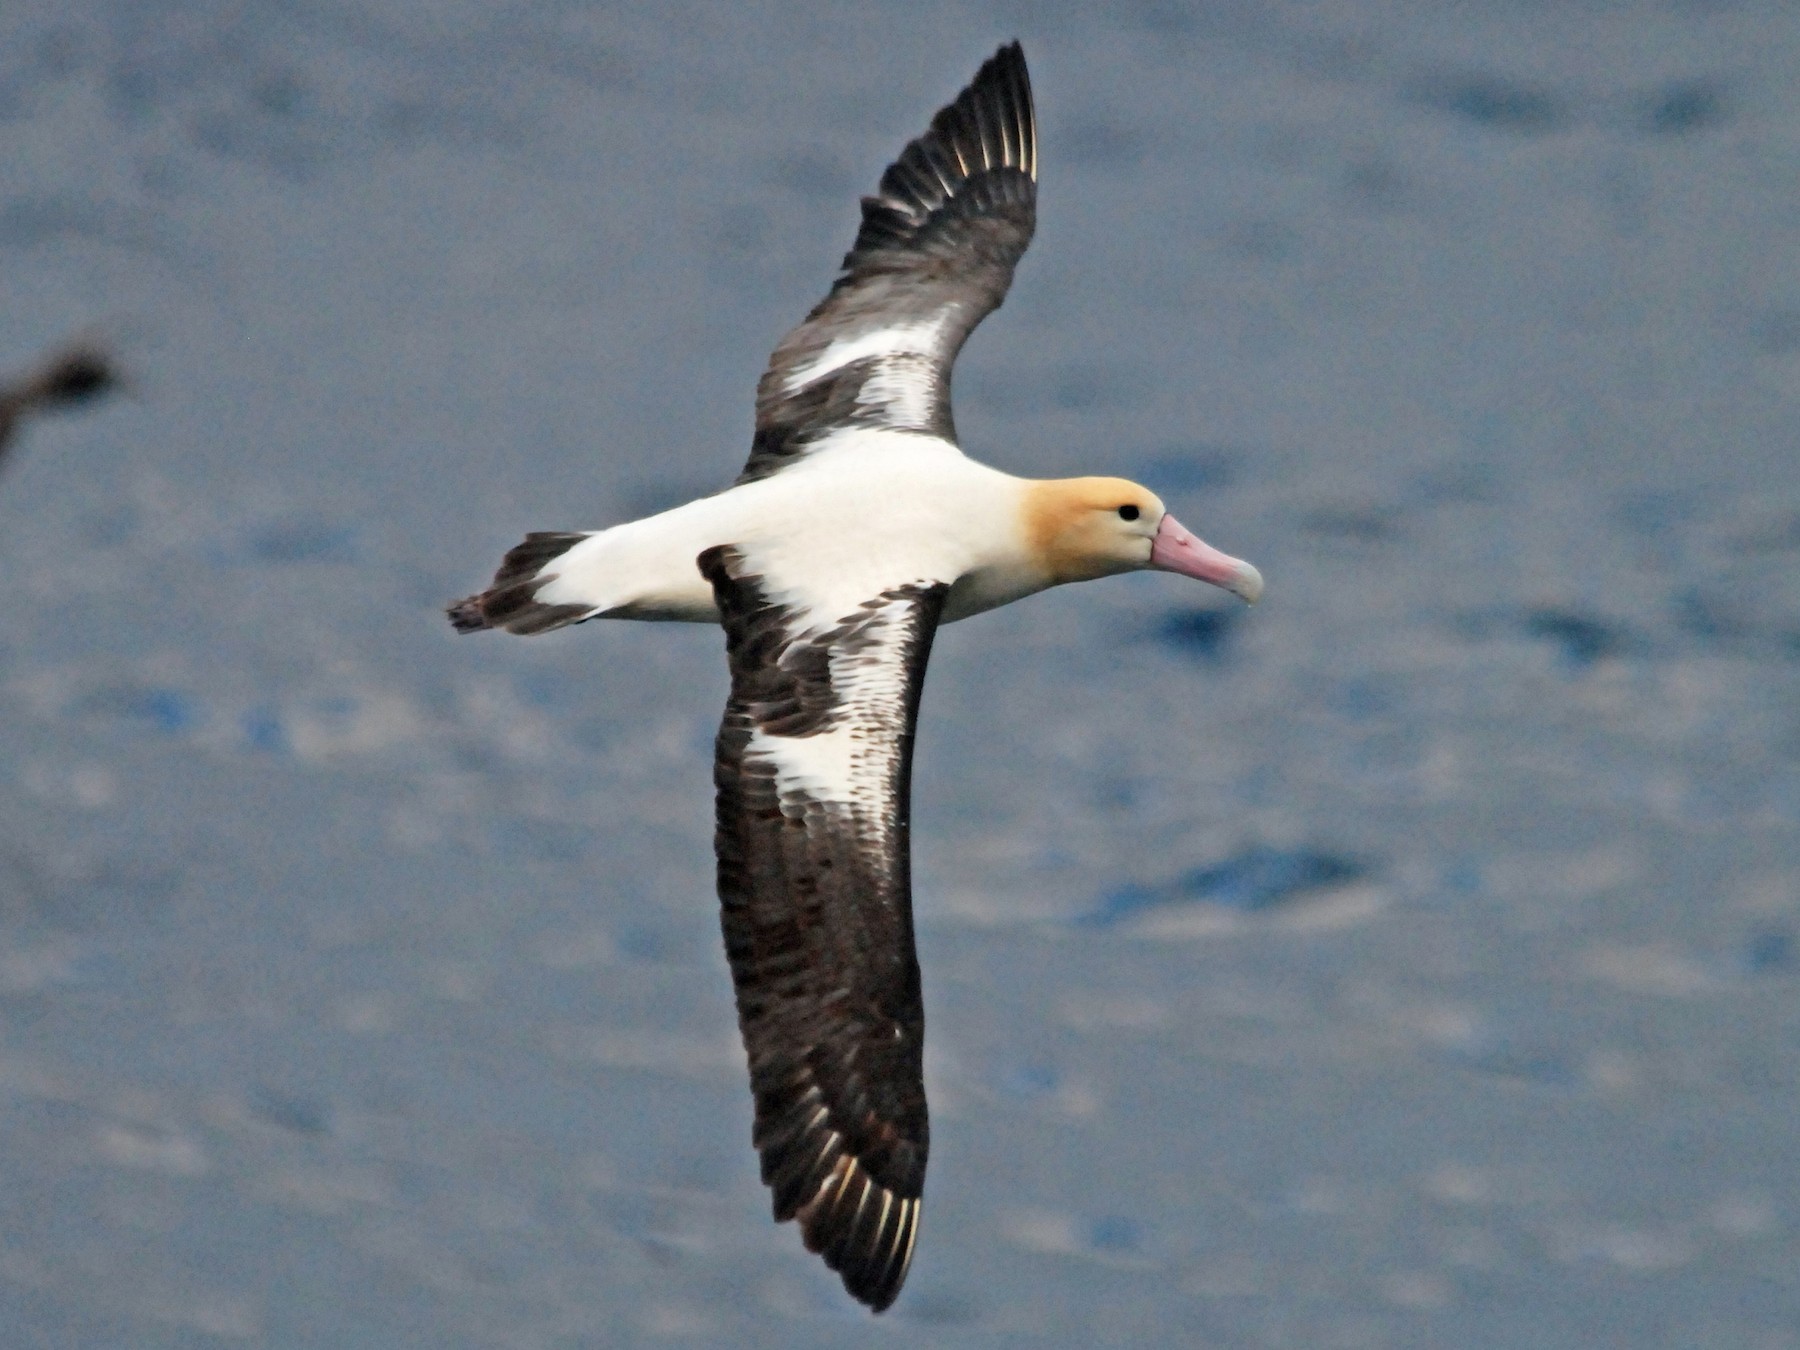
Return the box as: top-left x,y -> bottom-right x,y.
3,3 -> 1798,1345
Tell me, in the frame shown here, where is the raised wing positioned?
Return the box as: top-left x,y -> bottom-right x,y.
700,544 -> 948,1311
741,42 -> 1037,484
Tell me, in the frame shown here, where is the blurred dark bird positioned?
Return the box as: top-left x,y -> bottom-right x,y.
0,341 -> 120,462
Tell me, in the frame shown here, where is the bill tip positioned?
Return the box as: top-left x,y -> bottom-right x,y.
1233,562 -> 1264,605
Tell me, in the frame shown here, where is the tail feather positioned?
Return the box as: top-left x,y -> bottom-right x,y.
446,595 -> 491,633
447,531 -> 594,635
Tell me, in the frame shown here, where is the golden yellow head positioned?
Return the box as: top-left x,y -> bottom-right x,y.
1022,475 -> 1264,602
1022,477 -> 1166,584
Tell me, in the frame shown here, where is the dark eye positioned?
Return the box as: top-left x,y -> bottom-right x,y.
1117,504 -> 1140,521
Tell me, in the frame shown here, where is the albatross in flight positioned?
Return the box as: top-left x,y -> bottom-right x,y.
449,42 -> 1261,1311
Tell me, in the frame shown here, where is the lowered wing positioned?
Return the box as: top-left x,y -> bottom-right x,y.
701,543 -> 949,1311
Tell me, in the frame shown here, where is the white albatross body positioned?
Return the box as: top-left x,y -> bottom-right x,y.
531,430 -> 1069,628
449,43 -> 1261,1314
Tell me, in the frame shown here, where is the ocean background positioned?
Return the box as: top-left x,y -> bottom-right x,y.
3,2 -> 1798,1345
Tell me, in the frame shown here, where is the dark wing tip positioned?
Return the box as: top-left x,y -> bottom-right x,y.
789,1153 -> 923,1313
842,42 -> 1037,274
931,41 -> 1036,185
749,1056 -> 929,1313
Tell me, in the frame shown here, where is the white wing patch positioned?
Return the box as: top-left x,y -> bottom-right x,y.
748,722 -> 861,800
853,356 -> 938,428
780,318 -> 950,395
746,592 -> 926,810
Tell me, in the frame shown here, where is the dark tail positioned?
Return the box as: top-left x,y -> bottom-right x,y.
447,531 -> 592,635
